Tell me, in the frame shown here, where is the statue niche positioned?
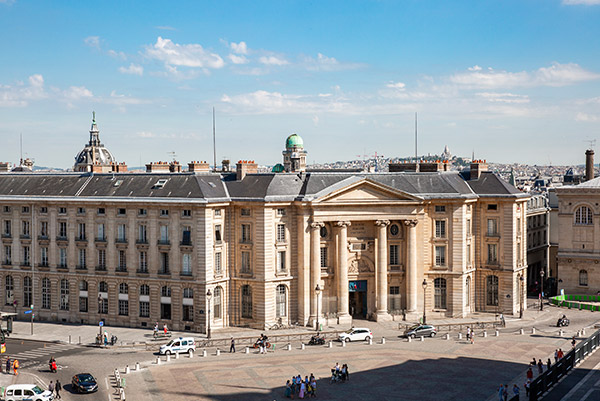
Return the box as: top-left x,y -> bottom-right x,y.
348,257 -> 374,273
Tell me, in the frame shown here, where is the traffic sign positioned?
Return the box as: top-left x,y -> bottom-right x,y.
99,321 -> 104,327
24,310 -> 32,314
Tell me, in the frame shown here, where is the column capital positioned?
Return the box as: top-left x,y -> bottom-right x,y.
403,219 -> 418,227
310,221 -> 325,229
375,219 -> 390,227
335,221 -> 351,228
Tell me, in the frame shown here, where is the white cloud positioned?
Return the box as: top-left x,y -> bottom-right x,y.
228,54 -> 249,65
145,37 -> 224,69
156,25 -> 176,31
468,65 -> 482,71
563,0 -> 600,5
476,92 -> 530,104
258,55 -> 289,66
119,63 -> 144,76
230,41 -> 248,55
107,50 -> 127,60
0,74 -> 47,107
575,112 -> 599,122
301,53 -> 363,71
136,131 -> 156,138
221,90 -> 351,115
386,81 -> 406,89
62,86 -> 93,100
84,36 -> 101,49
450,63 -> 600,89
105,90 -> 150,105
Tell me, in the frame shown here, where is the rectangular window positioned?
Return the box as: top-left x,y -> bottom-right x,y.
118,250 -> 126,271
139,301 -> 150,318
40,247 -> 48,266
4,245 -> 11,264
40,221 -> 48,237
487,204 -> 497,210
22,246 -> 30,266
59,248 -> 67,268
182,253 -> 192,276
276,224 -> 286,242
79,296 -> 88,313
320,247 -> 328,268
117,208 -> 126,215
241,224 -> 251,242
77,223 -> 86,240
215,224 -> 222,243
241,208 -> 250,216
22,206 -> 30,213
58,207 -> 67,214
160,252 -> 169,274
58,222 -> 67,238
139,251 -> 148,273
435,246 -> 446,266
77,207 -> 85,215
60,281 -> 69,310
487,219 -> 498,236
78,248 -> 86,268
182,209 -> 191,217
117,224 -> 126,241
389,245 -> 399,265
466,243 -> 471,266
488,243 -> 498,264
214,209 -> 221,217
277,250 -> 286,272
215,252 -> 222,274
277,208 -> 286,216
241,251 -> 251,274
22,220 -> 30,237
389,286 -> 401,312
160,225 -> 169,242
3,220 -> 10,236
466,219 -> 471,236
2,206 -> 9,213
435,220 -> 446,238
97,223 -> 105,241
98,249 -> 106,269
182,304 -> 194,321
517,242 -> 522,264
160,209 -> 169,216
118,300 -> 129,316
435,205 -> 446,213
138,224 -> 147,242
97,207 -> 105,215
517,217 -> 522,236
138,208 -> 147,216
181,226 -> 191,245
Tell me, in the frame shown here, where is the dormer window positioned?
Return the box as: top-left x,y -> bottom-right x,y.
113,180 -> 123,187
153,179 -> 168,189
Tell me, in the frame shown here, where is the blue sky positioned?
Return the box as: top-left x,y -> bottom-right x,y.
1,0 -> 600,168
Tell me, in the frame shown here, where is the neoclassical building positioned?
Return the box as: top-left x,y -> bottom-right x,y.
0,127 -> 529,332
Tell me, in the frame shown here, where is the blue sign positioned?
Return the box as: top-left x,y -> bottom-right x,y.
99,321 -> 104,327
24,310 -> 32,314
349,280 -> 367,292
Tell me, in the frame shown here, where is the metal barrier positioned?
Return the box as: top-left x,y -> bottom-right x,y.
398,321 -> 502,332
528,328 -> 600,400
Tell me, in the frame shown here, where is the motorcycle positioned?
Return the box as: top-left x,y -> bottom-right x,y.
308,335 -> 325,346
253,339 -> 271,349
49,360 -> 57,373
557,317 -> 570,327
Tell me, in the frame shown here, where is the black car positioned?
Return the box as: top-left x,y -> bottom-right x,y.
403,324 -> 437,338
72,373 -> 98,393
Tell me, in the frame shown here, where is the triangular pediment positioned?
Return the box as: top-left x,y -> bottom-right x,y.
315,178 -> 422,203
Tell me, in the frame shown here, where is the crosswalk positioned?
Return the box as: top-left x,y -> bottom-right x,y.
6,343 -> 82,368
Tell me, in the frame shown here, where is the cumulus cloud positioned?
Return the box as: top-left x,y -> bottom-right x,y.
228,54 -> 249,65
145,37 -> 224,69
563,0 -> 600,4
0,74 -> 47,106
230,41 -> 248,55
450,63 -> 600,88
476,92 -> 530,104
386,81 -> 406,89
119,63 -> 144,76
84,36 -> 101,49
258,55 -> 289,66
62,86 -> 93,100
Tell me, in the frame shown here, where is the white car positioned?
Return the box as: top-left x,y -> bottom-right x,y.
159,337 -> 196,355
4,384 -> 54,401
338,327 -> 373,342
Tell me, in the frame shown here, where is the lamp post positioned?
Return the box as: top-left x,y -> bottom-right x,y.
206,289 -> 212,339
540,270 -> 545,311
519,276 -> 524,319
422,279 -> 427,325
315,284 -> 321,332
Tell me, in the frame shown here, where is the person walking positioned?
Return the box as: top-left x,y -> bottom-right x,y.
503,384 -> 508,401
547,358 -> 552,370
230,337 -> 235,353
5,357 -> 10,374
526,367 -> 533,381
12,359 -> 19,375
571,336 -> 577,348
554,349 -> 558,363
470,330 -> 475,345
163,323 -> 168,335
498,384 -> 504,401
558,348 -> 564,359
513,384 -> 520,400
48,381 -> 55,394
467,327 -> 471,341
55,379 -> 62,399
310,376 -> 317,398
537,359 -> 543,375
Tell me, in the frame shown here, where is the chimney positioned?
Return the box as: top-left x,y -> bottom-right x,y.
146,161 -> 171,173
188,161 -> 211,173
111,162 -> 128,173
388,161 -> 418,172
470,159 -> 488,180
586,149 -> 595,181
418,160 -> 448,172
169,161 -> 182,173
222,159 -> 230,172
236,160 -> 258,181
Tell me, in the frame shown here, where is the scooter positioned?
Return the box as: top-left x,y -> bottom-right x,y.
308,335 -> 326,345
557,317 -> 570,327
49,361 -> 57,373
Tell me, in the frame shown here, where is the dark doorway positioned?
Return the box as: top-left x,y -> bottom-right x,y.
349,280 -> 367,318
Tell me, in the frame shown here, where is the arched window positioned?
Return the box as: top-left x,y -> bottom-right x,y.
575,206 -> 593,225
99,281 -> 108,293
241,285 -> 252,318
434,278 -> 447,309
23,276 -> 32,308
5,275 -> 14,306
465,276 -> 471,307
276,285 -> 287,317
60,279 -> 69,310
42,278 -> 51,309
119,283 -> 128,294
79,280 -> 88,291
98,281 -> 108,314
214,287 -> 222,319
161,286 -> 171,297
79,280 -> 88,313
140,284 -> 150,296
118,283 -> 129,316
579,270 -> 588,286
182,288 -> 193,322
486,275 -> 499,306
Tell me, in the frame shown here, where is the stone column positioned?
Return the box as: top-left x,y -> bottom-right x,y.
309,221 -> 324,326
336,221 -> 351,323
375,220 -> 391,321
404,219 -> 418,312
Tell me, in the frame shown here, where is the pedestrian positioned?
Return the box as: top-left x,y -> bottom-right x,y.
571,336 -> 577,348
554,349 -> 558,363
513,384 -> 520,400
558,348 -> 564,359
163,323 -> 168,335
5,357 -> 10,374
500,313 -> 505,328
299,379 -> 306,399
537,359 -> 543,375
12,359 -> 19,375
470,330 -> 475,345
498,384 -> 504,401
530,357 -> 537,366
310,376 -> 317,398
285,380 -> 293,399
230,337 -> 235,353
526,367 -> 533,380
524,380 -> 531,397
296,375 -> 302,395
48,381 -> 54,394
467,327 -> 471,341
547,358 -> 552,370
55,379 -> 62,399
503,384 -> 508,401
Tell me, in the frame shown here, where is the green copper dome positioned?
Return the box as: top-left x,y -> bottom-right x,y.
285,133 -> 303,149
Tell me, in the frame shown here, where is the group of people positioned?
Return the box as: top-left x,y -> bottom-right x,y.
330,362 -> 349,383
96,331 -> 118,346
497,384 -> 519,401
256,334 -> 270,354
285,374 -> 317,399
466,327 -> 476,344
153,322 -> 169,338
3,357 -> 19,375
48,380 -> 62,399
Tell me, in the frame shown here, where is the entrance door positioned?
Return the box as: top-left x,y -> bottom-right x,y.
349,280 -> 367,318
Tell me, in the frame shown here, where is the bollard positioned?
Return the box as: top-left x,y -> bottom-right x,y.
135,362 -> 140,371
495,330 -> 499,337
286,343 -> 292,351
125,365 -> 130,374
156,357 -> 161,365
420,336 -> 424,342
166,354 -> 171,362
444,333 -> 449,340
342,340 -> 346,347
245,347 -> 249,354
559,329 -> 564,337
202,349 -> 207,358
408,336 -> 412,343
381,337 -> 386,345
483,330 -> 487,338
216,349 -> 220,356
189,350 -> 194,358
519,328 -> 524,335
532,327 -> 536,334
368,338 -> 373,345
328,341 -> 332,348
458,333 -> 463,340
175,352 -> 180,359
301,343 -> 305,350
583,328 -> 586,336
79,336 -> 81,345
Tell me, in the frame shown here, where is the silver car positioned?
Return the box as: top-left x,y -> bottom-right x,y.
404,324 -> 437,338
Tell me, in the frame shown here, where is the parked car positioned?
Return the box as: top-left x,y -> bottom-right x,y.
71,373 -> 99,393
3,384 -> 54,401
404,324 -> 437,338
159,337 -> 196,355
338,328 -> 373,342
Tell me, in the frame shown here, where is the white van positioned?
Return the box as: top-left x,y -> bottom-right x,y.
4,384 -> 54,401
159,337 -> 196,355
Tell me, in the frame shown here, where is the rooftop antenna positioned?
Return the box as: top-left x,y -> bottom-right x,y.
585,139 -> 596,150
20,133 -> 23,166
213,107 -> 217,172
167,151 -> 176,162
414,112 -> 418,162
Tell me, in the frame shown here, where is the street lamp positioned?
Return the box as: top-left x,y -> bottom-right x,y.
540,270 -> 545,311
315,284 -> 321,332
206,289 -> 212,339
519,276 -> 524,319
422,279 -> 427,325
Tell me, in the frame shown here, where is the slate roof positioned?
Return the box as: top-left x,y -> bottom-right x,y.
0,170 -> 525,202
